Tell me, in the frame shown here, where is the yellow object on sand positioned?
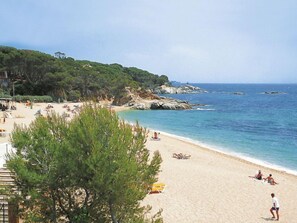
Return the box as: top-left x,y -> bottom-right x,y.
150,183 -> 166,194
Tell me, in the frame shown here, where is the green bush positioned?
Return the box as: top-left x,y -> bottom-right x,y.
0,94 -> 13,99
68,90 -> 81,102
13,95 -> 53,102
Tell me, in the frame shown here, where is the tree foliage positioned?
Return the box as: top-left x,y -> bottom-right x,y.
0,46 -> 169,101
7,104 -> 162,223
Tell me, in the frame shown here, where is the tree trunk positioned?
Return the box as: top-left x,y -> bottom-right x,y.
8,202 -> 19,223
108,200 -> 118,223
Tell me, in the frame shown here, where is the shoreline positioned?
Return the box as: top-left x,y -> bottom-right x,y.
143,127 -> 297,222
118,112 -> 297,178
157,130 -> 297,177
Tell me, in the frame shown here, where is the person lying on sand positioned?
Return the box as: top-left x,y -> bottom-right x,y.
172,153 -> 191,159
151,132 -> 161,140
35,109 -> 42,116
264,174 -> 278,185
249,170 -> 263,180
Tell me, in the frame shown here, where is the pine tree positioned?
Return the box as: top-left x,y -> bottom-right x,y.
7,104 -> 162,223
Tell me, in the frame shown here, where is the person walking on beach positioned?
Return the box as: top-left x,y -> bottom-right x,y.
270,193 -> 280,221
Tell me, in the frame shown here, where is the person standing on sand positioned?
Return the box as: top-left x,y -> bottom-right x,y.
270,193 -> 280,221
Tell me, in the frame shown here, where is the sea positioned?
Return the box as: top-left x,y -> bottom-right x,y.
118,84 -> 297,175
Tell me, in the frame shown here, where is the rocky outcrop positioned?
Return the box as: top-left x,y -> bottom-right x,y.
113,87 -> 192,110
153,84 -> 206,94
113,87 -> 161,106
112,94 -> 133,106
129,99 -> 191,110
232,92 -> 244,95
261,91 -> 286,95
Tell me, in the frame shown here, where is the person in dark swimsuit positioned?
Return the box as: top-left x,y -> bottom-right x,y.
255,170 -> 263,180
249,170 -> 263,180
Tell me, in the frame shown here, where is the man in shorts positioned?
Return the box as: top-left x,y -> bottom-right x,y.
270,193 -> 280,221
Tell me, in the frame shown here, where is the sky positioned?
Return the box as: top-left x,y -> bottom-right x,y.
1,0 -> 297,83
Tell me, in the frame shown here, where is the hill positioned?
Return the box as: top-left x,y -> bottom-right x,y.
0,46 -> 169,102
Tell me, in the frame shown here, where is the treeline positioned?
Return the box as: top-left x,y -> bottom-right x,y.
0,46 -> 169,101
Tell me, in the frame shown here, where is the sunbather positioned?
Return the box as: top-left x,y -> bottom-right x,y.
172,153 -> 191,159
151,132 -> 161,140
264,174 -> 278,185
249,170 -> 263,180
173,153 -> 181,159
35,109 -> 42,116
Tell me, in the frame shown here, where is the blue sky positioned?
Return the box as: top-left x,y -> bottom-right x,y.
1,0 -> 297,83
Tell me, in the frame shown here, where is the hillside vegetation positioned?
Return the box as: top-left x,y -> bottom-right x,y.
0,46 -> 169,101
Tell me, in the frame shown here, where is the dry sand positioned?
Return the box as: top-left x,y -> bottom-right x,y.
0,102 -> 84,143
0,103 -> 296,222
144,133 -> 297,223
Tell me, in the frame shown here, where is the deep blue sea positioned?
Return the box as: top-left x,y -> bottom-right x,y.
118,84 -> 297,175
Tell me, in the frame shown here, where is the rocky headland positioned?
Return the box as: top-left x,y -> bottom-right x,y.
112,87 -> 192,110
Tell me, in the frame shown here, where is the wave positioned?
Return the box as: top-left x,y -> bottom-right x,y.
195,108 -> 215,111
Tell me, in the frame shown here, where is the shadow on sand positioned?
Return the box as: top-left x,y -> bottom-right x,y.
261,217 -> 277,221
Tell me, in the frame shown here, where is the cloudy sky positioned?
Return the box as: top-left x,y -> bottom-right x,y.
1,0 -> 297,83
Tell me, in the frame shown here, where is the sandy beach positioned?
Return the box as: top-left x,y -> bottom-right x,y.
0,102 -> 130,144
144,133 -> 297,223
0,103 -> 296,222
0,102 -> 82,144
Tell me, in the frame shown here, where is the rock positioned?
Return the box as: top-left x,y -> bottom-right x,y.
150,101 -> 163,109
262,91 -> 286,95
153,84 -> 206,94
192,103 -> 206,106
131,99 -> 192,110
160,102 -> 190,110
232,92 -> 244,95
113,94 -> 133,106
133,103 -> 150,110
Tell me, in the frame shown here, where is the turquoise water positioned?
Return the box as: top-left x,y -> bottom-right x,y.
118,84 -> 297,175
